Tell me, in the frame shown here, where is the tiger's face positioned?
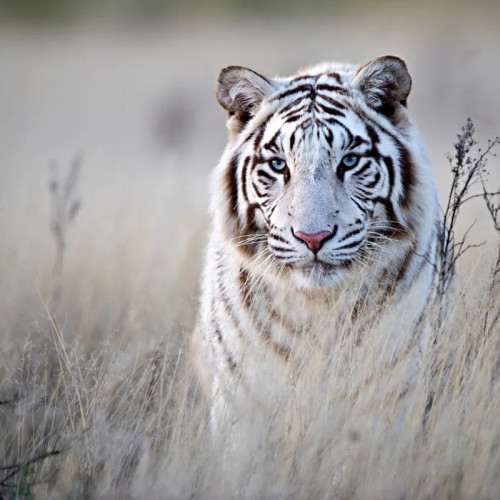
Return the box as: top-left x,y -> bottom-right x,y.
215,57 -> 415,288
251,110 -> 391,286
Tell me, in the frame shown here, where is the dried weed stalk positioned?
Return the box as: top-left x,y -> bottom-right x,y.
48,155 -> 82,304
436,118 -> 500,300
0,157 -> 84,496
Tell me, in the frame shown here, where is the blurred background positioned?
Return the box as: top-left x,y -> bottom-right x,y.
1,0 -> 499,343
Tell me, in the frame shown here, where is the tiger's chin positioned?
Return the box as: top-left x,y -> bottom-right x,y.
288,260 -> 354,290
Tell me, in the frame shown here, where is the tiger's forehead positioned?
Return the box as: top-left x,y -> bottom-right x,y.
259,82 -> 370,158
273,70 -> 352,102
254,71 -> 371,153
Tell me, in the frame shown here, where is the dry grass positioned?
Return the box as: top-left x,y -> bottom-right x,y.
0,123 -> 499,500
1,9 -> 500,498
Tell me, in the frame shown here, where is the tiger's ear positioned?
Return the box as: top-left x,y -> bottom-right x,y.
217,66 -> 276,133
353,56 -> 412,118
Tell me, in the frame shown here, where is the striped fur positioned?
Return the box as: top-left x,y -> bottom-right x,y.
193,56 -> 445,432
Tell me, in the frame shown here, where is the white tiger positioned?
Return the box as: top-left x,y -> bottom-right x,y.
191,55 -> 444,444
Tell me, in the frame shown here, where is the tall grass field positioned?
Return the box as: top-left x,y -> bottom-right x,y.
1,10 -> 500,499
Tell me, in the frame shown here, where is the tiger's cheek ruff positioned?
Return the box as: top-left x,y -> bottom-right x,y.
195,56 -> 449,436
216,129 -> 272,256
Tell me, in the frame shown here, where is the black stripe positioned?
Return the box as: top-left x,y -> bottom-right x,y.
225,154 -> 239,218
268,244 -> 295,254
253,125 -> 266,149
216,274 -> 246,344
373,198 -> 407,236
269,232 -> 290,244
394,245 -> 416,287
300,117 -> 313,130
241,156 -> 251,204
258,287 -> 295,359
256,168 -> 275,181
382,155 -> 395,194
289,130 -> 296,151
262,129 -> 281,153
282,103 -> 310,120
323,118 -> 354,143
241,118 -> 268,145
326,72 -> 342,83
238,267 -> 252,310
279,96 -> 308,114
315,102 -> 345,117
237,271 -> 292,361
397,142 -> 416,208
338,228 -> 363,243
251,179 -> 266,198
284,113 -> 304,123
210,311 -> 238,372
349,134 -> 370,149
350,196 -> 366,213
323,127 -> 333,147
317,94 -> 347,110
361,117 -> 417,211
272,84 -> 314,101
353,162 -> 371,178
316,83 -> 349,95
290,74 -> 318,83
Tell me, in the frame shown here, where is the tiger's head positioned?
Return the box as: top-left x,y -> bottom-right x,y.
212,56 -> 430,288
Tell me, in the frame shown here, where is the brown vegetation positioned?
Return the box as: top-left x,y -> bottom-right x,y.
0,118 -> 499,499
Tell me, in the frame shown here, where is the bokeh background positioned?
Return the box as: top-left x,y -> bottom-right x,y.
1,0 -> 499,355
1,2 -> 500,497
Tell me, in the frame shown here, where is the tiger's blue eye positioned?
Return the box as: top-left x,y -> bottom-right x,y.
270,159 -> 287,172
342,155 -> 359,168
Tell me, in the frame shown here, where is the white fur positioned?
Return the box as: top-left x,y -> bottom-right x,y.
193,58 -> 445,444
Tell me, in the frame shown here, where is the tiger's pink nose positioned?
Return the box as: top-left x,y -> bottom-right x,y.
294,230 -> 332,253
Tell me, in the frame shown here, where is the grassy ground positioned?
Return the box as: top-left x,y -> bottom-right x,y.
1,216 -> 499,498
1,7 -> 500,498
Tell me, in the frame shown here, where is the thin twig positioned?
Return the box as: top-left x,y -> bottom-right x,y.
436,119 -> 500,302
0,449 -> 61,486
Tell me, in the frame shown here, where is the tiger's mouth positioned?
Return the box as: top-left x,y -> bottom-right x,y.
314,258 -> 355,270
280,250 -> 358,271
301,258 -> 356,275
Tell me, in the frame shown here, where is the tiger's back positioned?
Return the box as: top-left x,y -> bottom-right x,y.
193,56 -> 444,430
